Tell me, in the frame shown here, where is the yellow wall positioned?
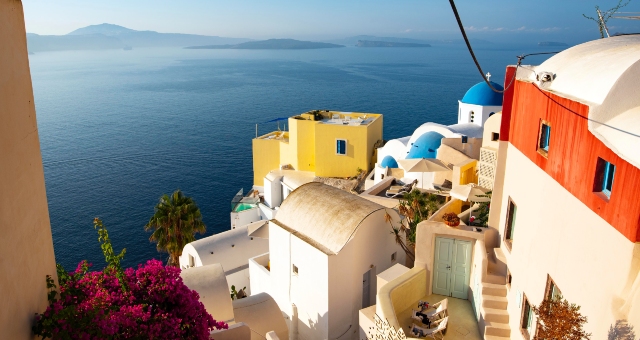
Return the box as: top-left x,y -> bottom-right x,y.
292,119 -> 316,172
376,267 -> 427,330
455,159 -> 478,186
1,1 -> 58,337
252,112 -> 383,183
366,115 -> 383,169
314,114 -> 382,178
252,134 -> 283,185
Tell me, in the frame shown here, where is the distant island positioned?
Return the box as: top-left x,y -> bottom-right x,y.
538,41 -> 568,47
27,23 -> 249,53
326,35 -> 492,46
185,39 -> 344,50
355,40 -> 431,47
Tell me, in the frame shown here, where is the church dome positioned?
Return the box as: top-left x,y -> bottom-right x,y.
380,155 -> 399,168
406,131 -> 445,159
461,81 -> 504,106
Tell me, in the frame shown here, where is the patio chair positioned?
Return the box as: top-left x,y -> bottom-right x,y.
412,300 -> 447,327
385,180 -> 417,198
411,316 -> 448,340
424,299 -> 448,321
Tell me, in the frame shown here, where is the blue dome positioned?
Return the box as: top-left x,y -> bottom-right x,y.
407,131 -> 445,159
380,155 -> 399,168
461,81 -> 504,106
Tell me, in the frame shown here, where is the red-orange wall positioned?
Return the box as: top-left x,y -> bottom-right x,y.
506,80 -> 640,242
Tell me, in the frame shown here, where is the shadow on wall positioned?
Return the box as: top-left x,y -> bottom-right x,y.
300,311 -> 352,339
608,320 -> 636,340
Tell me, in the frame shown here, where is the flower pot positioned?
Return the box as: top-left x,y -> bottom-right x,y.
444,220 -> 460,227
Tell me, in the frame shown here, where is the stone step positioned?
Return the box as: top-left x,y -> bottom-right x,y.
482,294 -> 508,309
482,282 -> 507,297
485,273 -> 507,285
482,307 -> 510,323
484,321 -> 511,337
484,335 -> 511,340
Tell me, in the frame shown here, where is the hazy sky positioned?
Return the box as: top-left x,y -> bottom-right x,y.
23,0 -> 640,43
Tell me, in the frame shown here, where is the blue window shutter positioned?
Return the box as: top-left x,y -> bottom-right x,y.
601,161 -> 616,197
337,140 -> 346,155
544,125 -> 551,151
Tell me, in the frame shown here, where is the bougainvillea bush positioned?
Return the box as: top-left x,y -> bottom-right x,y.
33,218 -> 227,339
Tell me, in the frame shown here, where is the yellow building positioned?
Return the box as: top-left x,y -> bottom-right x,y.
252,110 -> 383,185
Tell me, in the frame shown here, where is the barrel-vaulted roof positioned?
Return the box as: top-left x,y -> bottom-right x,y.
272,182 -> 386,255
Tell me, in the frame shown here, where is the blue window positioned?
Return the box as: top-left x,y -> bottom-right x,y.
336,139 -> 347,155
602,161 -> 616,197
595,157 -> 616,199
539,122 -> 551,153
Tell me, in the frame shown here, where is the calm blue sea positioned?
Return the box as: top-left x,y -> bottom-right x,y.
29,44 -> 553,270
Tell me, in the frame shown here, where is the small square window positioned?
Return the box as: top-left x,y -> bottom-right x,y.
391,252 -> 397,261
545,275 -> 562,301
336,139 -> 347,155
537,120 -> 551,157
292,264 -> 299,275
520,294 -> 535,339
594,157 -> 615,199
491,132 -> 500,141
504,198 -> 517,250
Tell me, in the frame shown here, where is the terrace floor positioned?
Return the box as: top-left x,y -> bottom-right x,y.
397,294 -> 482,340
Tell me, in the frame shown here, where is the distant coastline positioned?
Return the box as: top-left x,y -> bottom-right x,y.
185,39 -> 344,50
355,40 -> 431,48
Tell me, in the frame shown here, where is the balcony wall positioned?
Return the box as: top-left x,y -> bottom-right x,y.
249,253 -> 271,296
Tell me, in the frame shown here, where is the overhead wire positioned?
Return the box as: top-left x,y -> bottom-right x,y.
448,0 -> 640,140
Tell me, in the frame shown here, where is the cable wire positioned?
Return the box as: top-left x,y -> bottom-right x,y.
531,85 -> 640,139
448,0 -> 561,93
448,0 -> 640,139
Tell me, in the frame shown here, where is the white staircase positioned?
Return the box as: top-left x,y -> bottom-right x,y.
481,248 -> 511,339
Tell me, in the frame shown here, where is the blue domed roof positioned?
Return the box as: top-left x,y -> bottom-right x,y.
461,81 -> 504,106
380,155 -> 399,168
407,131 -> 445,159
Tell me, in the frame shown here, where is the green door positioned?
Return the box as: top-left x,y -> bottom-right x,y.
432,237 -> 454,295
433,237 -> 472,299
450,240 -> 472,299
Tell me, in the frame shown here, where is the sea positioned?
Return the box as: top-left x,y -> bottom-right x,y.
28,44 -> 554,270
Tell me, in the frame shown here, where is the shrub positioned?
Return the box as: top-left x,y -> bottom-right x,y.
33,218 -> 227,339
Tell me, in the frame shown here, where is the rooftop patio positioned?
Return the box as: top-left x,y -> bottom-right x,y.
396,294 -> 482,340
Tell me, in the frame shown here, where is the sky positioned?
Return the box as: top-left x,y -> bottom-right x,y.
23,0 -> 640,43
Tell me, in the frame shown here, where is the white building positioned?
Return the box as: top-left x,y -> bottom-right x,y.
249,182 -> 407,340
179,222 -> 269,295
181,264 -> 289,340
372,80 -> 504,190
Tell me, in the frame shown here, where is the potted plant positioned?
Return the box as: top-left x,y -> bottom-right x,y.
442,212 -> 461,227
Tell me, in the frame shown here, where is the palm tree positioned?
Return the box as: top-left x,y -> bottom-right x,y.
145,189 -> 206,267
384,189 -> 442,262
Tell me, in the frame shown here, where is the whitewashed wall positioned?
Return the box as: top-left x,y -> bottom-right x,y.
496,145 -> 640,338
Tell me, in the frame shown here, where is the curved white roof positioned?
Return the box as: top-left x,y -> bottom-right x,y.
519,35 -> 640,168
180,264 -> 234,322
522,35 -> 640,105
184,224 -> 269,270
232,292 -> 289,340
272,182 -> 390,255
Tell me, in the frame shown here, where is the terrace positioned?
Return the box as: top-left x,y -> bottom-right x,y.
362,266 -> 485,340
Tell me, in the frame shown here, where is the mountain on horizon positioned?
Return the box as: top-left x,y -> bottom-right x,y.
28,23 -> 251,52
67,23 -> 139,36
